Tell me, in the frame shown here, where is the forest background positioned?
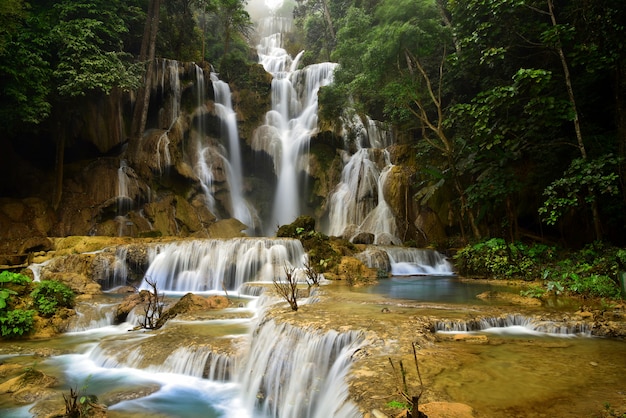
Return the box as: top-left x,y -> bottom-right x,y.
1,0 -> 626,297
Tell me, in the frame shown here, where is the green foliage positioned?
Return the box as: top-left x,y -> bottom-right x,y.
520,286 -> 546,299
0,309 -> 35,338
0,288 -> 17,310
386,400 -> 411,410
30,281 -> 75,317
0,271 -> 31,286
539,154 -> 621,225
0,271 -> 31,310
51,0 -> 142,97
0,271 -> 35,338
218,49 -> 255,85
454,238 -> 555,280
0,9 -> 52,132
63,377 -> 98,418
458,239 -> 624,299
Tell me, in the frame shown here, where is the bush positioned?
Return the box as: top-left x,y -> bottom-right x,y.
456,239 -> 624,299
0,271 -> 31,286
454,238 -> 554,280
0,309 -> 35,338
30,281 -> 75,317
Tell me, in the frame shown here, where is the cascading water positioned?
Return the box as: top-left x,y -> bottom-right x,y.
26,236 -> 363,418
238,318 -> 363,418
357,246 -> 454,276
138,238 -> 307,293
210,73 -> 256,232
434,314 -> 592,336
252,9 -> 336,232
155,58 -> 179,172
325,114 -> 400,244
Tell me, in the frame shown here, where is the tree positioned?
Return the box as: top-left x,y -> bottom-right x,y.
0,4 -> 51,134
140,276 -> 164,330
49,0 -> 142,208
131,0 -> 161,142
273,264 -> 300,311
211,0 -> 252,55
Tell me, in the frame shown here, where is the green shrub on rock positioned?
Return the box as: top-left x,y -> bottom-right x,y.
30,281 -> 75,317
0,309 -> 35,338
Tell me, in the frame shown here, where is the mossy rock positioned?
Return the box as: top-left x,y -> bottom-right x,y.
276,216 -> 316,238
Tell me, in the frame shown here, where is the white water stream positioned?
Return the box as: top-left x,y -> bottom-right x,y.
252,9 -> 336,232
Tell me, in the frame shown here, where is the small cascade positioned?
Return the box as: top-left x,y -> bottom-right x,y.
139,238 -> 307,292
385,247 -> 453,276
357,246 -> 454,276
238,318 -> 363,418
358,165 -> 400,245
151,346 -> 233,381
253,12 -> 337,231
327,148 -> 386,238
94,246 -> 133,291
157,58 -> 182,129
191,64 -> 219,215
67,302 -> 117,332
326,115 -> 399,244
116,160 -> 146,236
238,283 -> 267,297
434,314 -> 592,336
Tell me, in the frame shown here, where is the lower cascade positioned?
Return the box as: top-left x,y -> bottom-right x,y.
26,238 -> 365,418
238,318 -> 364,418
64,296 -> 364,418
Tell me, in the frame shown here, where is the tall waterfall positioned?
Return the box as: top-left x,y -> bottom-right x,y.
210,73 -> 257,232
252,11 -> 336,232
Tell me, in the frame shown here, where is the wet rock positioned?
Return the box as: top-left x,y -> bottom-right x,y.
0,368 -> 57,404
476,291 -> 542,306
414,207 -> 447,247
40,272 -> 102,296
355,247 -> 391,273
437,333 -> 489,344
32,308 -> 78,338
208,218 -> 248,238
157,293 -> 231,326
352,232 -> 375,245
114,290 -> 151,323
420,402 -> 475,418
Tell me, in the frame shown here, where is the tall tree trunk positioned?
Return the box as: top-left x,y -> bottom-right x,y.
547,0 -> 602,240
131,0 -> 161,142
320,0 -> 335,40
616,65 -> 626,207
52,129 -> 65,210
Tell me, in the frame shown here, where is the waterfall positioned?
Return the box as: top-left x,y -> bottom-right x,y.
211,73 -> 257,232
238,318 -> 363,418
138,238 -> 307,292
434,314 -> 592,336
67,302 -> 117,332
253,13 -> 337,231
327,148 -> 400,245
154,59 -> 179,173
384,247 -> 453,276
357,246 -> 454,276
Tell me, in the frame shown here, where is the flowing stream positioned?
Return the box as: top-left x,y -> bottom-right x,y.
2,239 -> 626,417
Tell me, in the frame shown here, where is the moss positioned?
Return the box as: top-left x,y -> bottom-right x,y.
276,216 -> 341,271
